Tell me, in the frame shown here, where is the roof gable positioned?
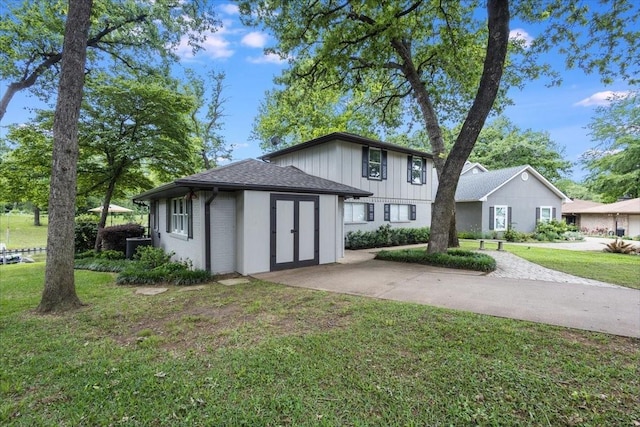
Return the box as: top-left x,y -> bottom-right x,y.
261,132 -> 433,160
455,165 -> 570,202
134,158 -> 373,200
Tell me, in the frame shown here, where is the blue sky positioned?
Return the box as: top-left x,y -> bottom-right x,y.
1,2 -> 633,181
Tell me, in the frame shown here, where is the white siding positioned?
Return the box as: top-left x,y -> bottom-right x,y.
210,193 -> 236,274
318,194 -> 339,264
156,194 -> 206,270
236,191 -> 271,275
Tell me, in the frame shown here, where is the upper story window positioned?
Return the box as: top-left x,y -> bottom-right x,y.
369,148 -> 382,179
362,146 -> 387,180
407,155 -> 427,185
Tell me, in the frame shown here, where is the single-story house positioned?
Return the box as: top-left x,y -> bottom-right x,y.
568,198 -> 640,237
455,164 -> 571,234
133,159 -> 372,275
561,199 -> 604,229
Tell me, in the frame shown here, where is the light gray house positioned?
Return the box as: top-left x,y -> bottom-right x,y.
133,159 -> 371,275
455,164 -> 571,234
261,132 -> 434,234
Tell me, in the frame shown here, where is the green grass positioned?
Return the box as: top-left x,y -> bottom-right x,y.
0,213 -> 146,250
458,241 -> 640,289
0,213 -> 48,249
1,263 -> 639,426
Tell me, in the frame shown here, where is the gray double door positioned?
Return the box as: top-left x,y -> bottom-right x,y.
270,194 -> 319,271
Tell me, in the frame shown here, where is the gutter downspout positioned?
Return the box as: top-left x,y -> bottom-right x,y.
204,187 -> 219,273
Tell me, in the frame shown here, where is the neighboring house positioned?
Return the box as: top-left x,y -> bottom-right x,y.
455,164 -> 571,235
133,159 -> 371,275
561,199 -> 604,229
568,198 -> 640,237
261,132 -> 434,234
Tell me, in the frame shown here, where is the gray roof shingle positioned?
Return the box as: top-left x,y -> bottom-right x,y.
135,159 -> 373,200
455,165 -> 528,201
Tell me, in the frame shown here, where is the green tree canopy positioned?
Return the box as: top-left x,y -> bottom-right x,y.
0,0 -> 217,120
464,116 -> 572,182
582,92 -> 640,202
239,0 -> 639,252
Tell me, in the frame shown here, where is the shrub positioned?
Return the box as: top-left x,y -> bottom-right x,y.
75,215 -> 99,253
561,231 -> 584,241
458,230 -> 483,240
534,219 -> 568,241
99,223 -> 145,252
345,225 -> 430,250
134,245 -> 173,269
74,257 -> 130,272
375,248 -> 496,272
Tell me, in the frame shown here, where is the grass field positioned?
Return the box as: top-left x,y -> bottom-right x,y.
1,263 -> 638,426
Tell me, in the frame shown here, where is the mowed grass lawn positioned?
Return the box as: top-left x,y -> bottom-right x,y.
1,263 -> 639,426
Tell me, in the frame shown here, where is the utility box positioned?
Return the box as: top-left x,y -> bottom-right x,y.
125,237 -> 152,259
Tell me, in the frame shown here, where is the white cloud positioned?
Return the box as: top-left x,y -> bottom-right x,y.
173,27 -> 235,61
241,31 -> 268,48
246,52 -> 288,64
509,28 -> 533,48
573,90 -> 631,107
219,4 -> 239,15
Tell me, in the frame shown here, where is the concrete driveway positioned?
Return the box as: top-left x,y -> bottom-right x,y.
255,250 -> 640,338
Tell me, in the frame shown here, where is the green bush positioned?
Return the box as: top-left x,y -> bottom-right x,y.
134,245 -> 173,269
375,248 -> 496,272
99,223 -> 145,252
74,214 -> 99,253
534,219 -> 569,241
458,231 -> 483,240
503,227 -> 531,242
345,225 -> 430,249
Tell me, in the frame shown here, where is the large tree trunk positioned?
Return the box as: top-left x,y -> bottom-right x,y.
428,0 -> 510,254
38,0 -> 93,313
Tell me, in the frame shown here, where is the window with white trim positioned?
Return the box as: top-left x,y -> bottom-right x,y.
384,204 -> 417,222
368,148 -> 382,179
344,202 -> 366,223
539,206 -> 553,223
494,205 -> 508,231
171,198 -> 189,235
411,157 -> 423,184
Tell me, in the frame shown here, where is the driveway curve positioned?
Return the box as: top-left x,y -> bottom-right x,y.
255,246 -> 640,338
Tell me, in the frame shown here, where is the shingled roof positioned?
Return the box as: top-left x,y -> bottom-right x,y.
134,159 -> 373,200
261,132 -> 433,161
455,165 -> 570,202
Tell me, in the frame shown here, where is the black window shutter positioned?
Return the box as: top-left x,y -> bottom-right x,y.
410,204 -> 417,220
407,155 -> 412,183
552,207 -> 556,219
384,204 -> 390,221
381,150 -> 387,180
421,158 -> 427,184
367,203 -> 375,221
535,207 -> 540,221
362,146 -> 369,178
187,199 -> 193,239
489,206 -> 494,230
508,207 -> 512,228
166,199 -> 171,233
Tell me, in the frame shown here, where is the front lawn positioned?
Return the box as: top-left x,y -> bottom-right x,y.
1,263 -> 638,426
